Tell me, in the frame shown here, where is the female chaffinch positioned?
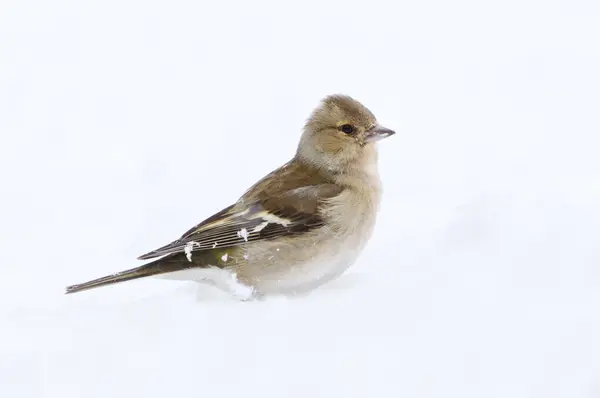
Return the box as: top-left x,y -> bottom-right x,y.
66,94 -> 395,300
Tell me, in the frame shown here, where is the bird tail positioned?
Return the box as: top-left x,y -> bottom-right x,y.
65,255 -> 195,295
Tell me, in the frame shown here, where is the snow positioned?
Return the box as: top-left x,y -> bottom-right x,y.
237,228 -> 249,242
1,0 -> 599,397
183,241 -> 199,262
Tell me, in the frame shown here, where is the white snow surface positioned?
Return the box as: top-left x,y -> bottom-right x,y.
1,0 -> 600,397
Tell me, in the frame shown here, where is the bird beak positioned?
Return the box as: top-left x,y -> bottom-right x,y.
364,124 -> 396,143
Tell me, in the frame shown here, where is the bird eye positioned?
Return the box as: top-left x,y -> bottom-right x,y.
340,124 -> 354,135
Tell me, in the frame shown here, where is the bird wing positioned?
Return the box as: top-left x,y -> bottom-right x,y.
136,184 -> 342,260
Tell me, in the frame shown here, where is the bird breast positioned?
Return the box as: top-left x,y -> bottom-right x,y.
240,184 -> 381,295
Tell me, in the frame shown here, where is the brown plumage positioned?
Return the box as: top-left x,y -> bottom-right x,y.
65,94 -> 395,299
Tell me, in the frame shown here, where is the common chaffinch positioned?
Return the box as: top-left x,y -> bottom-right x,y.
66,94 -> 395,299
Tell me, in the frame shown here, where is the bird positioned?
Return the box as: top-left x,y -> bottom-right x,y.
65,94 -> 395,300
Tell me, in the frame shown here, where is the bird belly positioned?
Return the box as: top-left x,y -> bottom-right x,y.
259,243 -> 363,295
247,191 -> 379,295
248,224 -> 376,295
156,266 -> 255,300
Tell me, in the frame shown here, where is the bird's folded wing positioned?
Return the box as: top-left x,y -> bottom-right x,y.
137,184 -> 342,260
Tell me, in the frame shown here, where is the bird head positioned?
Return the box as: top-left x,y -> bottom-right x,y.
297,94 -> 395,173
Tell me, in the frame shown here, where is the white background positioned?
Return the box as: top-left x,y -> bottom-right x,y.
1,0 -> 599,397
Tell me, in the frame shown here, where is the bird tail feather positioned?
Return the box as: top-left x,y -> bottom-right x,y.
65,255 -> 194,295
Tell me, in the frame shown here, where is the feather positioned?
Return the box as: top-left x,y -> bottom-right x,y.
137,184 -> 342,260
